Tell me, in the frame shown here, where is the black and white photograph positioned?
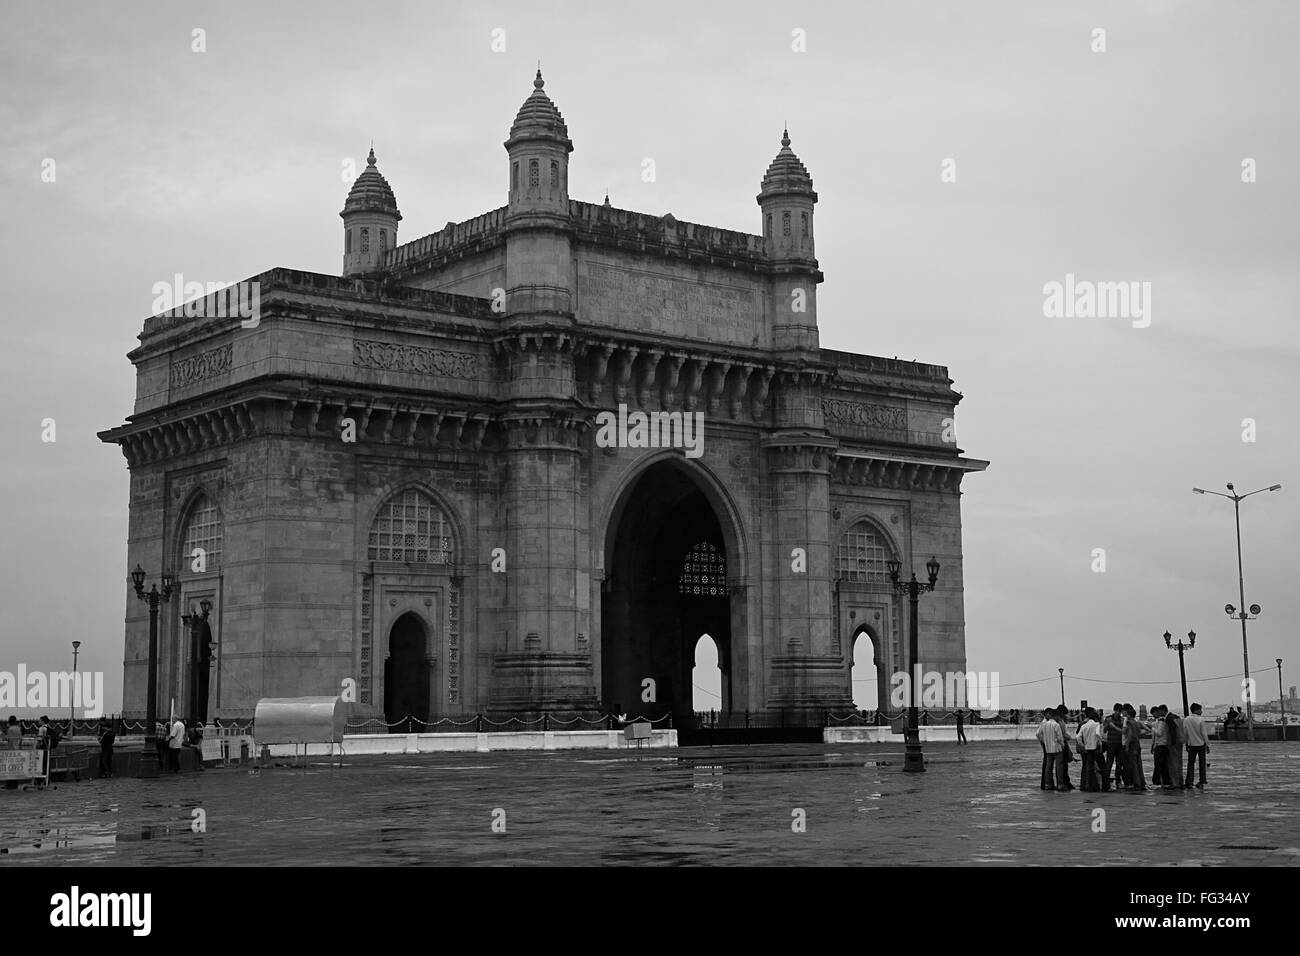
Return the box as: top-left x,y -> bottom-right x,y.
1,0 -> 1296,932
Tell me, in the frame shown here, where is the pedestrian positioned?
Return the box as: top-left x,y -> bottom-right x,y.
1035,706 -> 1063,790
186,720 -> 207,771
1103,703 -> 1126,789
167,714 -> 185,772
1164,706 -> 1185,790
5,716 -> 20,750
955,707 -> 967,744
1149,705 -> 1169,786
1123,704 -> 1147,791
97,720 -> 115,778
1053,705 -> 1076,790
1077,708 -> 1107,791
1183,703 -> 1209,788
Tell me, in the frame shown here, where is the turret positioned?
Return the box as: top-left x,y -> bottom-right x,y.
758,129 -> 820,351
340,147 -> 401,277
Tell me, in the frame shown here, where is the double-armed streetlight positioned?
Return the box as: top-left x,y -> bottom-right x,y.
1163,630 -> 1195,717
131,564 -> 174,776
888,555 -> 940,774
1192,482 -> 1281,742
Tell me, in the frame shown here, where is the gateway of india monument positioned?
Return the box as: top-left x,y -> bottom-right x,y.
99,71 -> 987,731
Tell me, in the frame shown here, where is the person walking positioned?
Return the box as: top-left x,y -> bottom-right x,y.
1183,703 -> 1209,788
1123,704 -> 1147,791
955,708 -> 967,744
1035,707 -> 1063,790
167,715 -> 185,772
97,721 -> 115,778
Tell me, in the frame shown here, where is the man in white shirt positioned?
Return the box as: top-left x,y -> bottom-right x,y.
1077,708 -> 1108,791
1183,703 -> 1209,788
1035,707 -> 1063,790
168,715 -> 186,773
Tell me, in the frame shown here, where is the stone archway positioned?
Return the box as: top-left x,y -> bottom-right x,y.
384,612 -> 431,732
600,459 -> 743,725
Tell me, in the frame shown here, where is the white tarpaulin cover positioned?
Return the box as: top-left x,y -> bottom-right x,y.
253,696 -> 347,744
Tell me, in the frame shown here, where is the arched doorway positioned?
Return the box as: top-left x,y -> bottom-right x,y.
850,627 -> 881,712
384,613 -> 430,733
602,460 -> 734,725
692,634 -> 723,714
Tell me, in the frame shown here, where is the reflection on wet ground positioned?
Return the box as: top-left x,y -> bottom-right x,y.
1,743 -> 1297,865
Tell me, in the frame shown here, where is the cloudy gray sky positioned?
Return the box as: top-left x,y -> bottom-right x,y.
2,0 -> 1296,716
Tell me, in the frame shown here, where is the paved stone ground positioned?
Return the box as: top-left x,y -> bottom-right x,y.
1,742 -> 1297,865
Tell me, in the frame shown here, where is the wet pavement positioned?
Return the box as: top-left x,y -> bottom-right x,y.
1,742 -> 1297,865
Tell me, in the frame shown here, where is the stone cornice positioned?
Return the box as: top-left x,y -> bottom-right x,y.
831,451 -> 988,493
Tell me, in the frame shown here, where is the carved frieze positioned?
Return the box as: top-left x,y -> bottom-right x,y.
821,399 -> 907,433
170,345 -> 232,388
353,339 -> 480,380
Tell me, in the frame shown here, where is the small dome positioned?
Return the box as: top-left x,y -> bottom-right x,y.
759,128 -> 816,200
506,70 -> 573,151
340,147 -> 402,220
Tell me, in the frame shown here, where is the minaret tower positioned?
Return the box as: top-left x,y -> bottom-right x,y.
340,147 -> 401,277
502,69 -> 574,317
758,129 -> 821,352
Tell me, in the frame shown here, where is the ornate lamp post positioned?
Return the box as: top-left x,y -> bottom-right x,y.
1193,482 -> 1281,741
1163,630 -> 1195,717
70,640 -> 81,731
888,555 -> 940,774
181,599 -> 213,724
131,564 -> 174,776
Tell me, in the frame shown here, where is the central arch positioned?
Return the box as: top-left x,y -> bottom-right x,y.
600,458 -> 745,725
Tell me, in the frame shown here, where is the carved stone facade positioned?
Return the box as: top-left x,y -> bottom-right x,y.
100,74 -> 986,724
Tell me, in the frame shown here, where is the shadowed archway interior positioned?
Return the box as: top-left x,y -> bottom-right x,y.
384,612 -> 430,730
602,462 -> 732,723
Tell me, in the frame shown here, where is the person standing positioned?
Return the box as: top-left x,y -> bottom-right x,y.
1183,703 -> 1209,788
1149,706 -> 1170,787
1123,704 -> 1147,791
167,715 -> 186,772
1077,708 -> 1106,791
1103,704 -> 1126,789
955,707 -> 967,744
5,716 -> 20,750
1165,706 -> 1186,790
1035,707 -> 1063,790
1053,706 -> 1076,790
97,721 -> 115,778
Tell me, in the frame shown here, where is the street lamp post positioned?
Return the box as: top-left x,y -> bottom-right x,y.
1058,668 -> 1065,707
131,564 -> 174,777
889,555 -> 940,774
1278,659 -> 1286,741
1163,630 -> 1196,717
1192,482 -> 1281,742
70,640 -> 81,731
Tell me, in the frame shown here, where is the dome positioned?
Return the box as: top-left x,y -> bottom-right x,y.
340,147 -> 402,220
505,70 -> 573,151
759,128 -> 816,200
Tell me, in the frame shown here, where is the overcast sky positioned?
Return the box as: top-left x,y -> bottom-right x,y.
2,0 -> 1296,717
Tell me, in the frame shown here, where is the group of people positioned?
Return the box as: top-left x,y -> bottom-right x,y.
1035,702 -> 1209,792
3,715 -> 205,778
